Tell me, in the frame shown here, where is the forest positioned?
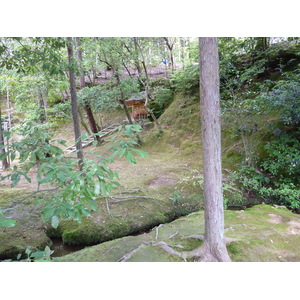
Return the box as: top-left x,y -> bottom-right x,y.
0,37 -> 300,263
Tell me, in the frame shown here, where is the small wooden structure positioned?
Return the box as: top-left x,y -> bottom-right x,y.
125,91 -> 148,121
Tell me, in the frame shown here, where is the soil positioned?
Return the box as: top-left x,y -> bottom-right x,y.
148,175 -> 177,188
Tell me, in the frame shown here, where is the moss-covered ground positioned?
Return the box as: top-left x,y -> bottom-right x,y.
61,204 -> 300,262
1,93 -> 300,262
0,189 -> 51,260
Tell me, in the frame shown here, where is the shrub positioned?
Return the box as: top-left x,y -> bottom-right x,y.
261,134 -> 300,183
260,75 -> 300,127
170,65 -> 199,96
149,87 -> 174,118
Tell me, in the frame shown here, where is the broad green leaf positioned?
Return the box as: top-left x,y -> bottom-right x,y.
0,217 -> 17,227
23,173 -> 32,183
81,208 -> 92,217
10,152 -> 16,161
25,247 -> 32,255
87,202 -> 98,211
44,246 -> 53,261
42,206 -> 56,220
100,180 -> 108,196
30,251 -> 46,259
132,149 -> 149,158
57,139 -> 67,146
81,133 -> 89,140
57,172 -> 66,182
39,174 -> 53,184
51,215 -> 59,229
94,181 -> 101,195
124,151 -> 136,164
118,147 -> 127,158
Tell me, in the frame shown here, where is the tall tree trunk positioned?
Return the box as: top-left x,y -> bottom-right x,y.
114,71 -> 133,125
6,85 -> 12,129
180,37 -> 186,69
138,62 -> 162,132
163,37 -> 175,73
37,86 -> 46,123
78,109 -> 91,134
199,37 -> 231,262
0,106 -> 9,169
75,37 -> 101,143
42,89 -> 49,122
67,37 -> 84,171
133,37 -> 142,75
144,90 -> 162,132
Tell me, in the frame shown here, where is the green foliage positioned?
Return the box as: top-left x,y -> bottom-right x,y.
260,75 -> 300,126
47,101 -> 72,123
77,85 -> 120,113
174,169 -> 243,209
260,184 -> 300,209
1,123 -> 148,230
14,245 -> 59,262
39,125 -> 148,228
169,190 -> 202,218
0,37 -> 67,75
0,210 -> 17,227
170,65 -> 199,96
261,134 -> 300,182
233,162 -> 300,210
119,77 -> 140,98
149,87 -> 174,118
109,124 -> 148,164
218,41 -> 300,212
38,155 -> 120,227
0,120 -> 64,187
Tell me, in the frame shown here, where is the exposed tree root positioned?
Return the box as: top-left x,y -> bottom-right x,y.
118,244 -> 146,262
98,195 -> 154,203
155,224 -> 163,240
145,241 -> 187,261
182,234 -> 239,245
185,241 -> 233,262
116,234 -> 239,262
105,197 -> 112,218
182,234 -> 205,240
168,231 -> 178,239
3,187 -> 59,212
113,188 -> 142,195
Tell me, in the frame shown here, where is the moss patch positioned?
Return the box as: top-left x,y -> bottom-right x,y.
0,190 -> 51,260
61,205 -> 300,262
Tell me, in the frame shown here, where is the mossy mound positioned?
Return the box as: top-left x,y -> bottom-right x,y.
61,205 -> 300,262
224,204 -> 300,261
0,190 -> 51,260
46,188 -> 176,245
144,93 -> 201,158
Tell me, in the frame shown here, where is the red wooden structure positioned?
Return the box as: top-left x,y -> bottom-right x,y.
125,92 -> 148,121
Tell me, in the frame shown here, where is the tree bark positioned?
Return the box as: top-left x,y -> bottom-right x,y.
199,37 -> 231,262
75,37 -> 101,143
0,106 -> 9,169
133,37 -> 142,75
37,86 -> 46,123
78,109 -> 91,135
138,62 -> 162,132
163,37 -> 175,72
67,37 -> 84,171
6,85 -> 12,129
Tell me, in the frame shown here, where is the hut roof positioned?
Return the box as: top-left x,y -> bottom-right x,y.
126,91 -> 147,103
